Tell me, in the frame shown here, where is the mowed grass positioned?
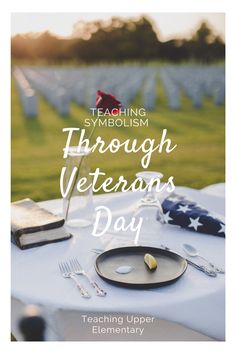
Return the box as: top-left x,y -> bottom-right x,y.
11,74 -> 225,202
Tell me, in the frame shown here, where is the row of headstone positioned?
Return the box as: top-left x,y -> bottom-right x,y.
142,73 -> 158,110
15,65 -> 224,116
160,69 -> 181,109
22,68 -> 70,116
21,65 -> 158,112
13,68 -> 38,117
165,66 -> 225,108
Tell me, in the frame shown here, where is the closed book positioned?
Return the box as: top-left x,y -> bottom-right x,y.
11,198 -> 72,249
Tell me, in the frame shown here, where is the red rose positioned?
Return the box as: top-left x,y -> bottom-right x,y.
96,90 -> 121,115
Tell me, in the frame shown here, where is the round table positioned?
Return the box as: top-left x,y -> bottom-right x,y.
11,186 -> 225,341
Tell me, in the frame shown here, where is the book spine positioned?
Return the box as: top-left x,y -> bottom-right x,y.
19,234 -> 72,250
11,231 -> 22,249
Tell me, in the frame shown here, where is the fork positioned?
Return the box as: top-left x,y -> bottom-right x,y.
69,258 -> 107,297
59,261 -> 91,298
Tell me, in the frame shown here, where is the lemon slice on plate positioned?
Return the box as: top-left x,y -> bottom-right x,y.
144,253 -> 158,270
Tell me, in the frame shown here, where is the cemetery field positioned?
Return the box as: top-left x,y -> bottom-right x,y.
11,71 -> 225,202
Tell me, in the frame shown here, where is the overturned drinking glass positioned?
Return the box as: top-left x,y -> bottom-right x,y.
62,146 -> 94,227
133,171 -> 164,240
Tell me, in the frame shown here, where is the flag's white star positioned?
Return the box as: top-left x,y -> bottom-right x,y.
194,203 -> 203,208
162,211 -> 173,224
176,204 -> 192,213
188,217 -> 203,231
207,211 -> 224,224
218,223 -> 225,234
168,196 -> 181,202
207,211 -> 217,218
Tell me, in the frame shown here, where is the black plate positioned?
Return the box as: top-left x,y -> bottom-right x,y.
95,246 -> 188,289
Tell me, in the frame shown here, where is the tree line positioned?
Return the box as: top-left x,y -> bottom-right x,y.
11,16 -> 225,64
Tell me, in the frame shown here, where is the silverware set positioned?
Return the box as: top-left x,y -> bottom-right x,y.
160,244 -> 225,277
182,243 -> 225,274
59,258 -> 106,298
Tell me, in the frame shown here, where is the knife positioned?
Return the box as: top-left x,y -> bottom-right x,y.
160,245 -> 217,277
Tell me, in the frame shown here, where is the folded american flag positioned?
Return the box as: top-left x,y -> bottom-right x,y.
161,193 -> 225,237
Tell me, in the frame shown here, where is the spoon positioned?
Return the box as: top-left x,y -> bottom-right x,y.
183,243 -> 225,274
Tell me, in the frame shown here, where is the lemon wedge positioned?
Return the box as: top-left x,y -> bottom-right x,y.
144,253 -> 158,270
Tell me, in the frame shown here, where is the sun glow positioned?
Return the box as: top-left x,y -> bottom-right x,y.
11,13 -> 225,41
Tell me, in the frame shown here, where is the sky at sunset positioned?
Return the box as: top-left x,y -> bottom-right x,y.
11,13 -> 225,41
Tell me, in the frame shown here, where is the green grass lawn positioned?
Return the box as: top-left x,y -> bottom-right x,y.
11,74 -> 225,202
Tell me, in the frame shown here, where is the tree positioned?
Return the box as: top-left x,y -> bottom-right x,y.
187,21 -> 225,62
11,17 -> 225,63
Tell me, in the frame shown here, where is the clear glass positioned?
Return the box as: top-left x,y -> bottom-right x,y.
133,171 -> 164,241
62,146 -> 93,227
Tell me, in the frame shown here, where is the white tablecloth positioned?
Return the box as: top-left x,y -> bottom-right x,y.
11,186 -> 225,340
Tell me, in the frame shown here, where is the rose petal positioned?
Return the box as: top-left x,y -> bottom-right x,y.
96,90 -> 121,115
